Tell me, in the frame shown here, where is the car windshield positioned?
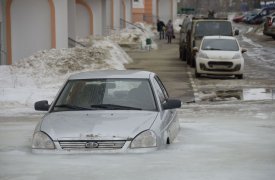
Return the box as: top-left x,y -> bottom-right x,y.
53,78 -> 157,111
195,21 -> 233,37
201,39 -> 239,51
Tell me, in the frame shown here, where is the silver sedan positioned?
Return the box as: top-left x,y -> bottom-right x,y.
32,70 -> 181,153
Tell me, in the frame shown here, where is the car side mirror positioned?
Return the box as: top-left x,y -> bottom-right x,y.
163,99 -> 181,110
234,29 -> 239,36
193,47 -> 199,53
179,25 -> 182,27
241,48 -> 247,53
34,100 -> 50,111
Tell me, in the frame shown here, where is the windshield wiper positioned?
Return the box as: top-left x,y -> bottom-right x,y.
90,104 -> 142,110
55,104 -> 94,110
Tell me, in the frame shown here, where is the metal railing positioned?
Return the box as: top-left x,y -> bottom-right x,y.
119,18 -> 145,32
68,37 -> 86,48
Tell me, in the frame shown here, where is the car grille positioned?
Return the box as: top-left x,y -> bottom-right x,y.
208,61 -> 233,67
59,140 -> 126,150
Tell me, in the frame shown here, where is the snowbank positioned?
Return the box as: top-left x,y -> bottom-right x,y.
174,15 -> 185,32
0,39 -> 132,115
107,22 -> 158,50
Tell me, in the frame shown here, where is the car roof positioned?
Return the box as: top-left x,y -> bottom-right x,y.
192,19 -> 229,22
68,70 -> 154,80
202,36 -> 237,40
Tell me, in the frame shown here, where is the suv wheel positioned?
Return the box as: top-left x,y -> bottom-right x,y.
191,57 -> 196,68
182,49 -> 187,61
179,48 -> 183,59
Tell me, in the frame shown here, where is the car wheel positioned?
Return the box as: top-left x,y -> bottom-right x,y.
272,36 -> 275,40
182,49 -> 187,62
179,48 -> 182,59
236,74 -> 243,79
191,57 -> 196,68
186,54 -> 191,65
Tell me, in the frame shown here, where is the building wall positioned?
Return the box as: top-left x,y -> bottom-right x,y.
76,3 -> 90,38
102,0 -> 112,35
68,0 -> 77,40
144,0 -> 152,23
113,0 -> 121,30
132,0 -> 144,22
158,0 -> 173,24
125,0 -> 132,24
133,0 -> 144,8
152,0 -> 157,23
172,0 -> 177,21
101,0 -> 107,35
0,0 -> 5,65
54,0 -> 68,48
88,0 -> 102,36
11,0 -> 51,64
132,0 -> 177,24
1,0 -> 134,64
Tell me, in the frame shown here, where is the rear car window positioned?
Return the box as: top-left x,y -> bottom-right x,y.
195,21 -> 233,37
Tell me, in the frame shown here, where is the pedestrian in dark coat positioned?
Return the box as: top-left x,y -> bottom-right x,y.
166,20 -> 174,44
157,19 -> 165,40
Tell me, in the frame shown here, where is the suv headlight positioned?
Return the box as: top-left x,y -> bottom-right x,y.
130,130 -> 157,148
32,131 -> 55,149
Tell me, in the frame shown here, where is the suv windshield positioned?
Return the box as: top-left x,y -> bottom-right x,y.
53,79 -> 157,111
195,21 -> 233,37
201,39 -> 239,51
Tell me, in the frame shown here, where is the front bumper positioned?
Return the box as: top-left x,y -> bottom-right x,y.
32,141 -> 158,154
196,57 -> 244,75
263,28 -> 275,37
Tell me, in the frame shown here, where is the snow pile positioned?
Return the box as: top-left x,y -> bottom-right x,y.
174,16 -> 184,32
107,22 -> 158,50
0,39 -> 132,114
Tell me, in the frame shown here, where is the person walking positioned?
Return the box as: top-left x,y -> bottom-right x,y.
157,19 -> 165,40
166,20 -> 174,44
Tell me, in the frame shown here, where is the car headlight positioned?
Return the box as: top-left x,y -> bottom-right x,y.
232,53 -> 241,59
32,131 -> 55,149
130,130 -> 157,148
197,52 -> 209,59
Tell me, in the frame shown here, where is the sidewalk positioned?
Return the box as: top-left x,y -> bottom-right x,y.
126,35 -> 194,102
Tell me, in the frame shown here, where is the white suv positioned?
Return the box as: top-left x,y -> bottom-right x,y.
194,36 -> 246,79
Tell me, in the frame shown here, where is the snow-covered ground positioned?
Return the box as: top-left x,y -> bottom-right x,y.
108,22 -> 159,50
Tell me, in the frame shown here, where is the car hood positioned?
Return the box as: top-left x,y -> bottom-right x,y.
40,110 -> 158,140
202,50 -> 239,59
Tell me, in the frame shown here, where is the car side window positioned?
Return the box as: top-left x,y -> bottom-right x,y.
153,76 -> 169,104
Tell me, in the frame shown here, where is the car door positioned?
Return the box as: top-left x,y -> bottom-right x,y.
152,76 -> 179,144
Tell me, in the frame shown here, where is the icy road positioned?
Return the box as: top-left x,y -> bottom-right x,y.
0,103 -> 275,180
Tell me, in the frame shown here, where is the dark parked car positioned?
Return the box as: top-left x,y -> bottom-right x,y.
246,7 -> 275,24
263,13 -> 275,39
179,16 -> 192,61
184,18 -> 238,68
233,11 -> 259,23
